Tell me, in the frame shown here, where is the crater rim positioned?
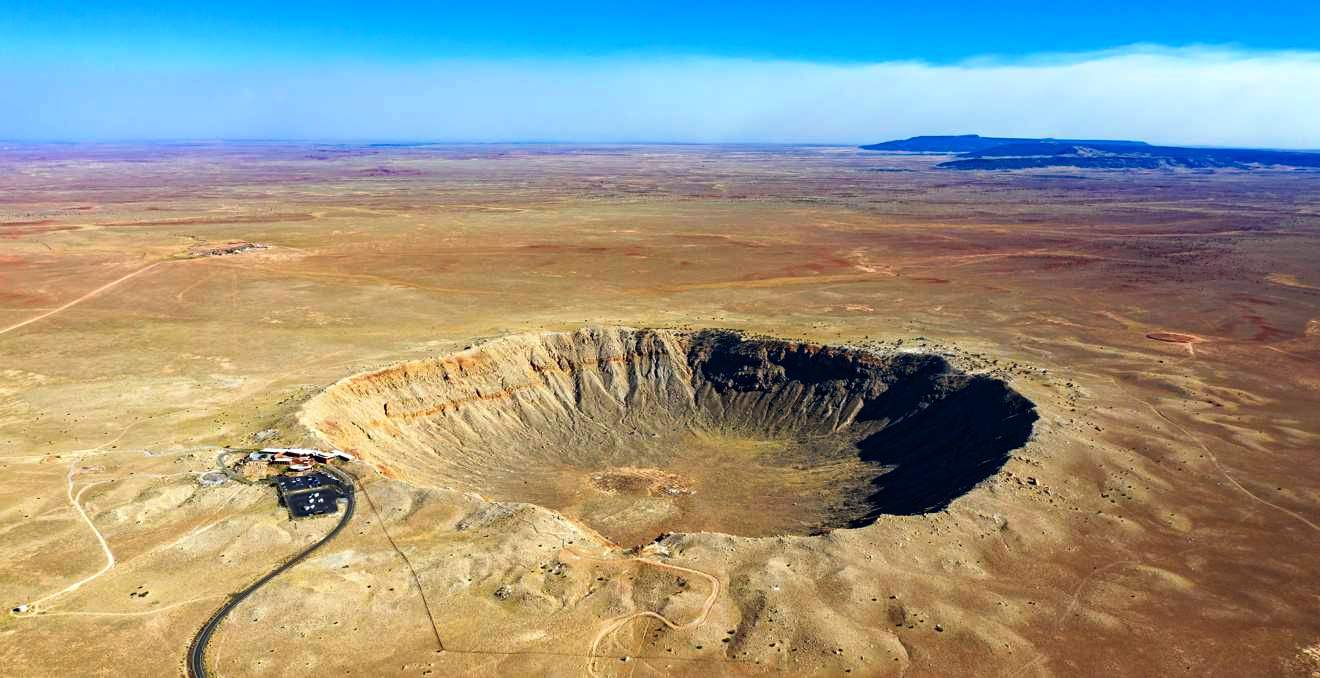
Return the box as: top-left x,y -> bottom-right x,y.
300,326 -> 1039,544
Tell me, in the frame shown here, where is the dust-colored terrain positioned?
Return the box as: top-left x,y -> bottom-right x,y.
1,144 -> 1318,677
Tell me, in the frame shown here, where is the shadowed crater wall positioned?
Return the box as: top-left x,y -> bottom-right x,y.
303,327 -> 1037,544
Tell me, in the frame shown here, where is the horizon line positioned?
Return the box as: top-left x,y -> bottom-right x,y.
5,137 -> 1320,153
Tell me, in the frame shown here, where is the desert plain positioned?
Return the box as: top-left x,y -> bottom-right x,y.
0,143 -> 1318,676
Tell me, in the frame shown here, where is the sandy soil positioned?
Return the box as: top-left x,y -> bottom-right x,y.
1,143 -> 1317,677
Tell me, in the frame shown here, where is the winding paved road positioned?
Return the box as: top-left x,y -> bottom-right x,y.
186,465 -> 355,678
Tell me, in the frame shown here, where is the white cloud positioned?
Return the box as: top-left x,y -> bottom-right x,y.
4,46 -> 1320,147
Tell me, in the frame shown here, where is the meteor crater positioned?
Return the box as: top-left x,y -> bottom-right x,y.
303,327 -> 1037,545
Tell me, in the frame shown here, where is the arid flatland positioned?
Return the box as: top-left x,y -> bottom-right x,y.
1,143 -> 1318,676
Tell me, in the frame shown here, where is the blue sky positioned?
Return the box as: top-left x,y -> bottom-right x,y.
7,1 -> 1320,64
3,2 -> 1320,145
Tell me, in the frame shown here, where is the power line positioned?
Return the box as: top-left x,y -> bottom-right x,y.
348,468 -> 447,653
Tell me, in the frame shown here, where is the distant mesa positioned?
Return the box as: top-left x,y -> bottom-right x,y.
861,134 -> 1320,170
861,134 -> 1148,153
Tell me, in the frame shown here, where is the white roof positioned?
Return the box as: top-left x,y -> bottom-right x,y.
258,446 -> 353,461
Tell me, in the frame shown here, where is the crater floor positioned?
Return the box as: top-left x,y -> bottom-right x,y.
304,327 -> 1037,544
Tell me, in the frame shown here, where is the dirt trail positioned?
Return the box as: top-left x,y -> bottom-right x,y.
1110,377 -> 1318,533
561,546 -> 722,677
34,596 -> 221,618
0,261 -> 162,337
13,464 -> 116,614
